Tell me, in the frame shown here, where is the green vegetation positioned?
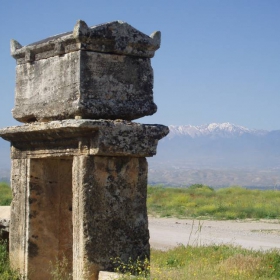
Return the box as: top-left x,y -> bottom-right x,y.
1,242 -> 280,280
0,183 -> 12,206
50,255 -> 72,280
112,245 -> 280,279
148,184 -> 280,219
112,256 -> 150,278
0,241 -> 20,279
148,245 -> 280,280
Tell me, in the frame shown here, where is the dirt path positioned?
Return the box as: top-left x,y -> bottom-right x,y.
149,216 -> 280,251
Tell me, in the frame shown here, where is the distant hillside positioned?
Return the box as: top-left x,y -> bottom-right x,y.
151,123 -> 280,169
148,123 -> 280,187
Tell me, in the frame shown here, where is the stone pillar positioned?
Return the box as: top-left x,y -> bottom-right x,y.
72,155 -> 149,279
9,159 -> 29,276
1,20 -> 168,280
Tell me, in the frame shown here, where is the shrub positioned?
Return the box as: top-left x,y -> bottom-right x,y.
189,184 -> 214,191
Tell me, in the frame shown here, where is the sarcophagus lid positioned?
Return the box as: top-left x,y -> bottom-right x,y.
11,20 -> 161,122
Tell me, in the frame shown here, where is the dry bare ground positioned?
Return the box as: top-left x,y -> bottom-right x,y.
149,216 -> 280,251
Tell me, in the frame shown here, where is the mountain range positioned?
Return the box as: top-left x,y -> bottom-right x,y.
148,123 -> 280,187
167,123 -> 267,138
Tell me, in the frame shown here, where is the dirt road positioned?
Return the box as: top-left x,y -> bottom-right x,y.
149,216 -> 280,251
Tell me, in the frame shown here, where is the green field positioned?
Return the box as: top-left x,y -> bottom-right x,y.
149,245 -> 280,280
147,184 -> 280,220
2,183 -> 280,220
0,183 -> 12,206
1,240 -> 280,280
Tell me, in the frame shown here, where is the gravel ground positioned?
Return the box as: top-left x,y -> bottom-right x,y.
149,216 -> 280,251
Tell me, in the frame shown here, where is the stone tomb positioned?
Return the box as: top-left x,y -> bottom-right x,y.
0,21 -> 168,279
10,20 -> 161,122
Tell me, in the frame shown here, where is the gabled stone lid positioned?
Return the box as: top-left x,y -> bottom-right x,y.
11,20 -> 161,64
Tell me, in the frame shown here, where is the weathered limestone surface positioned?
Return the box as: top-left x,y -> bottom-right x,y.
0,119 -> 169,158
13,51 -> 156,122
9,159 -> 29,275
11,20 -> 160,122
73,156 -> 149,279
99,271 -> 135,279
28,158 -> 73,279
11,20 -> 160,62
0,206 -> 10,243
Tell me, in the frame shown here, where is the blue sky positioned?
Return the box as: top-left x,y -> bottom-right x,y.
0,0 -> 280,130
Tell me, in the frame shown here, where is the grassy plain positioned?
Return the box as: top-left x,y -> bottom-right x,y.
144,245 -> 280,280
148,184 -> 280,219
0,183 -> 12,206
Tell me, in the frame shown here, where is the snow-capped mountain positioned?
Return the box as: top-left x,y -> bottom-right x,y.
158,123 -> 280,168
148,122 -> 280,186
168,123 -> 267,138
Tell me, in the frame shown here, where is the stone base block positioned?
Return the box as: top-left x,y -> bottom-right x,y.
99,271 -> 135,279
0,206 -> 10,244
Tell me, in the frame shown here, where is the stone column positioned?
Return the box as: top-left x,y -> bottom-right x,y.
1,20 -> 168,279
9,159 -> 29,276
73,155 -> 149,279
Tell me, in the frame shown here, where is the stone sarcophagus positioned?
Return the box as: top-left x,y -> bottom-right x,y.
11,20 -> 160,122
1,20 -> 168,280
